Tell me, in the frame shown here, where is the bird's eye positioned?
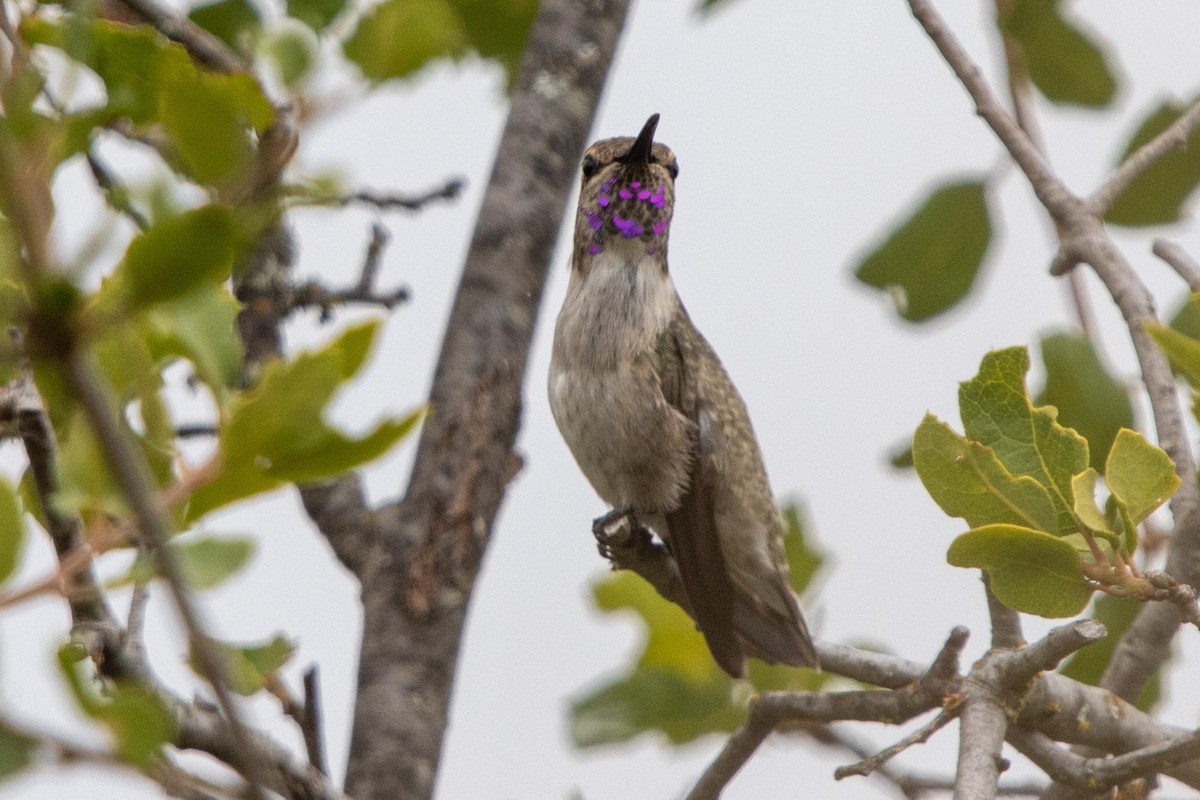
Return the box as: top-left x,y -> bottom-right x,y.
581,155 -> 599,179
667,162 -> 679,179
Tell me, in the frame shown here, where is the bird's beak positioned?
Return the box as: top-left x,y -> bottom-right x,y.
622,113 -> 660,164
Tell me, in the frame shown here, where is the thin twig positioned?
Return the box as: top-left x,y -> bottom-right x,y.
290,222 -> 408,321
1090,99 -> 1200,216
113,0 -> 247,74
334,178 -> 465,212
302,666 -> 329,776
86,149 -> 150,231
63,350 -> 269,800
835,707 -> 959,781
1152,239 -> 1200,292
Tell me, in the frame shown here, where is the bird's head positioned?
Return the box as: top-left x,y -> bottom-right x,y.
575,113 -> 678,265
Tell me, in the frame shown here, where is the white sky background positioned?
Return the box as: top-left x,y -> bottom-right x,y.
4,0 -> 1200,798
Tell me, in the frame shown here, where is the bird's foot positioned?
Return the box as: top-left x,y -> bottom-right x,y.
593,507 -> 656,569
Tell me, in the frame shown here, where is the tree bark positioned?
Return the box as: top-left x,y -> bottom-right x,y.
341,1 -> 633,798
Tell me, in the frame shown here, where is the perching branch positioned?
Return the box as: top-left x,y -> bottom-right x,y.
686,627 -> 968,800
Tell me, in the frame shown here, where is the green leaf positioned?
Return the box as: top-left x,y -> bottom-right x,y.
287,0 -> 347,31
1147,322 -> 1200,388
569,667 -> 741,748
594,571 -> 715,683
913,414 -> 1059,533
447,0 -> 537,85
23,17 -> 188,124
0,479 -> 24,586
1059,594 -> 1162,712
343,0 -> 466,82
1105,99 -> 1200,227
947,524 -> 1092,617
188,0 -> 262,57
56,649 -> 175,766
0,725 -> 36,783
1071,468 -> 1112,536
780,503 -> 823,595
1037,332 -> 1133,472
999,0 -> 1116,108
106,685 -> 175,766
193,635 -> 295,695
142,285 -> 243,407
143,285 -> 241,384
186,322 -> 422,521
159,67 -> 274,183
1105,429 -> 1179,525
853,180 -> 992,322
56,410 -> 126,517
119,535 -> 255,590
1168,292 -> 1200,341
116,206 -> 237,310
958,347 -> 1089,534
264,24 -> 318,89
178,535 -> 254,588
888,442 -> 914,470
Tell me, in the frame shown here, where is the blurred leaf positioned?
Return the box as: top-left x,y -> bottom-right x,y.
1147,322 -> 1200,387
958,347 -> 1088,534
106,685 -> 175,766
56,411 -> 126,517
142,285 -> 243,407
448,0 -> 537,84
188,0 -> 262,57
264,23 -> 318,89
0,725 -> 35,783
947,524 -> 1091,617
344,0 -> 465,82
780,502 -> 823,594
25,16 -> 273,184
594,571 -> 714,684
159,68 -> 273,183
570,668 -> 740,748
1037,332 -> 1133,472
1104,429 -> 1179,525
186,322 -> 422,521
1169,292 -> 1200,340
23,17 -> 186,124
999,0 -> 1116,108
120,535 -> 255,590
57,649 -> 175,766
0,479 -> 24,586
192,635 -> 295,695
854,180 -> 992,322
1060,594 -> 1162,712
1105,99 -> 1200,227
287,0 -> 347,31
888,442 -> 914,470
343,0 -> 536,86
913,413 -> 1059,534
114,205 -> 237,309
177,535 -> 254,588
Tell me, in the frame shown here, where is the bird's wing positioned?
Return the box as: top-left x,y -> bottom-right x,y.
656,319 -> 746,678
662,309 -> 818,672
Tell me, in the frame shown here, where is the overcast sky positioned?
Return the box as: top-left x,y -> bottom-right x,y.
5,1 -> 1200,798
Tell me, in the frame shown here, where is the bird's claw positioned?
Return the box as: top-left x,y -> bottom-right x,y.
593,507 -> 635,561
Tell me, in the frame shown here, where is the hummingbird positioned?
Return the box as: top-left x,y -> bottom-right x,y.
548,114 -> 817,677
